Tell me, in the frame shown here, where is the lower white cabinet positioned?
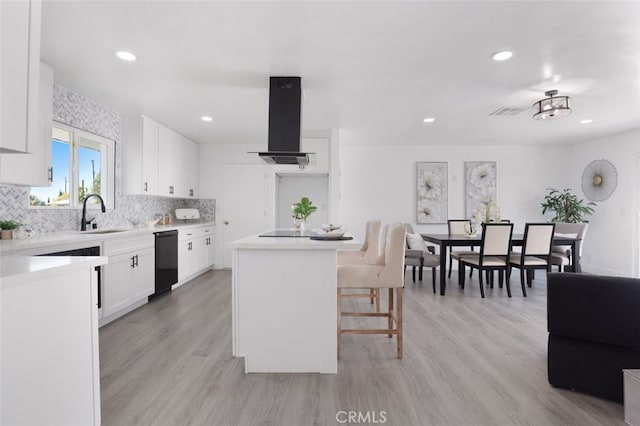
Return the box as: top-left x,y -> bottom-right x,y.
178,225 -> 214,285
2,259 -> 103,426
101,234 -> 154,324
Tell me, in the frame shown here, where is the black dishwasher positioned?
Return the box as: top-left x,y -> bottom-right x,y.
150,230 -> 178,300
39,246 -> 102,307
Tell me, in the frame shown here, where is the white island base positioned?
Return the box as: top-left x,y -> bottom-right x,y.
231,233 -> 359,374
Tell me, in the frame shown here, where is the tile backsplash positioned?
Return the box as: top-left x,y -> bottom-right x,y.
0,84 -> 214,234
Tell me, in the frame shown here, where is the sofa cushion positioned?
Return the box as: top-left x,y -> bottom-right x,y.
548,334 -> 640,403
547,273 -> 640,349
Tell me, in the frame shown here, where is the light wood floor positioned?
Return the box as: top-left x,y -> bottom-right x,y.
99,270 -> 624,426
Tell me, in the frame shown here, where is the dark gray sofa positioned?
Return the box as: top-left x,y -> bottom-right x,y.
547,272 -> 640,402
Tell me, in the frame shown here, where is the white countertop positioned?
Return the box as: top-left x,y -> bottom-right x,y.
0,222 -> 215,255
0,255 -> 108,288
231,230 -> 360,250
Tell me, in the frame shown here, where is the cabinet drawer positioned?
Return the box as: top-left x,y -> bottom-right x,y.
103,234 -> 154,256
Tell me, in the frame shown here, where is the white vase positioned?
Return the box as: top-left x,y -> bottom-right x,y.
300,220 -> 308,233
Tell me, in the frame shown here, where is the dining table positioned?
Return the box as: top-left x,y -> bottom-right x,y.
421,233 -> 582,296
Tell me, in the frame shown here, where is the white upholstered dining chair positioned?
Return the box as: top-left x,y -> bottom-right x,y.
549,222 -> 588,272
509,223 -> 555,297
458,222 -> 514,298
337,223 -> 406,358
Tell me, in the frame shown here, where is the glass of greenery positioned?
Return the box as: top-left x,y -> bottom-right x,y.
291,197 -> 317,231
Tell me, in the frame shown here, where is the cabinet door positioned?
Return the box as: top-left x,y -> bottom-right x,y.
158,125 -> 182,197
178,239 -> 197,281
0,62 -> 53,185
196,234 -> 214,271
206,235 -> 215,268
183,138 -> 199,198
141,116 -> 159,195
132,247 -> 155,301
102,252 -> 135,317
0,0 -> 41,153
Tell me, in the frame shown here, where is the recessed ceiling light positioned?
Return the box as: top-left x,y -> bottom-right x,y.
116,51 -> 137,61
491,51 -> 513,61
580,119 -> 593,124
201,116 -> 213,122
423,117 -> 435,123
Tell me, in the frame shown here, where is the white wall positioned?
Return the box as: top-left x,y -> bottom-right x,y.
567,129 -> 640,277
338,143 -> 571,252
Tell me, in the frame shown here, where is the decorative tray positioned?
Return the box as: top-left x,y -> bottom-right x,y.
309,235 -> 353,241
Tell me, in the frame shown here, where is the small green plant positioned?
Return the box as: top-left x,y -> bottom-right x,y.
291,197 -> 317,220
0,220 -> 21,230
540,188 -> 595,223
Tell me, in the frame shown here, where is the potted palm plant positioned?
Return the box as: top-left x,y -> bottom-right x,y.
291,197 -> 317,231
540,188 -> 596,223
0,220 -> 21,240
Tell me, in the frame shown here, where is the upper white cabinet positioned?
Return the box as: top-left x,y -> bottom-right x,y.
158,124 -> 182,197
141,115 -> 159,195
124,115 -> 199,198
182,136 -> 199,198
1,0 -> 42,153
0,62 -> 54,186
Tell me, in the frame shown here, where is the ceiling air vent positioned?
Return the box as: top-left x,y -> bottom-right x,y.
489,107 -> 528,116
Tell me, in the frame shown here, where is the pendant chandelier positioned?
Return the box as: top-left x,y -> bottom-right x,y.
533,89 -> 571,120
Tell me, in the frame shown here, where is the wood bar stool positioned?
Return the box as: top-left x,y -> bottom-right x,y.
337,223 -> 406,359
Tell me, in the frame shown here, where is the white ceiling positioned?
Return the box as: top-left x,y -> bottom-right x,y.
41,1 -> 640,147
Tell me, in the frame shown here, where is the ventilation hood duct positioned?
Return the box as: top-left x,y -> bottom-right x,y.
257,77 -> 309,166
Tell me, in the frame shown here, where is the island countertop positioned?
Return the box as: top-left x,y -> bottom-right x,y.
230,230 -> 360,250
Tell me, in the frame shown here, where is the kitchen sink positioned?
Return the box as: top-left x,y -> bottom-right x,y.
79,229 -> 129,235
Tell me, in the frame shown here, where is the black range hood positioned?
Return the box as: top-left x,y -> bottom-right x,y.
257,77 -> 309,166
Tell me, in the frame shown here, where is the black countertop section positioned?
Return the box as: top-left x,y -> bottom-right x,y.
259,230 -> 311,238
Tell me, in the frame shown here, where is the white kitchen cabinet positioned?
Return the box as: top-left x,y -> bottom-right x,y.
141,115 -> 159,195
158,124 -> 182,197
1,257 -> 104,426
197,233 -> 215,271
178,238 -> 198,283
1,0 -> 42,153
183,137 -> 200,198
0,62 -> 54,186
124,116 -> 199,199
102,251 -> 133,317
132,247 -> 154,301
101,234 -> 155,324
177,225 -> 214,285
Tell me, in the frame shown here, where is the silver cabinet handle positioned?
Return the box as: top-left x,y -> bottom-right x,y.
144,182 -> 148,192
169,186 -> 174,194
224,221 -> 229,225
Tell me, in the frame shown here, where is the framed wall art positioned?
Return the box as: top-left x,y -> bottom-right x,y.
464,161 -> 496,219
416,162 -> 448,224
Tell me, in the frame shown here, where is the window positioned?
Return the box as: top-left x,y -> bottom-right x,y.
30,123 -> 115,209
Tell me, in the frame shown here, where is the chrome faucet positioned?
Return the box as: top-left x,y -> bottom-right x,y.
81,193 -> 106,231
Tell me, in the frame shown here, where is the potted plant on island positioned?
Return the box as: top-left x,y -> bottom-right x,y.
291,197 -> 317,232
0,220 -> 21,240
540,188 -> 596,223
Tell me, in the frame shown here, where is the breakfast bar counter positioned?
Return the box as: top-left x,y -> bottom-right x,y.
230,230 -> 359,374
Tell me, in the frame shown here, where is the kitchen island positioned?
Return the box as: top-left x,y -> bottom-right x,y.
231,231 -> 359,373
